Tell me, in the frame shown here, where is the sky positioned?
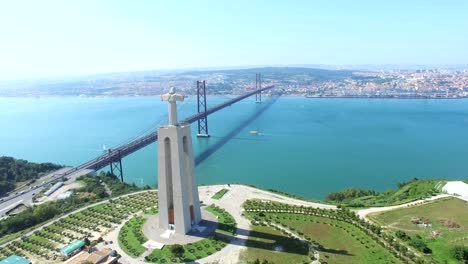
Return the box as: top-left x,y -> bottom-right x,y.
0,0 -> 467,80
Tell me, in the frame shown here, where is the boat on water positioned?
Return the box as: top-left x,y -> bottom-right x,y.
250,130 -> 258,135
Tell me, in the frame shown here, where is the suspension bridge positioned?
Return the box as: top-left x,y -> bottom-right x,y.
0,74 -> 277,212
77,83 -> 275,180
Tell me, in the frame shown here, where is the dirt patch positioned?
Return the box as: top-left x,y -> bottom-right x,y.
411,217 -> 430,225
439,219 -> 460,228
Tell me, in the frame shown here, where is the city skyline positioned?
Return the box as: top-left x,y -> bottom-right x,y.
0,0 -> 468,80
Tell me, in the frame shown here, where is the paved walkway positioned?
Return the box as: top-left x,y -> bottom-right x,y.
100,184 -> 335,264
195,184 -> 335,264
355,194 -> 452,220
101,211 -> 148,264
2,185 -> 336,264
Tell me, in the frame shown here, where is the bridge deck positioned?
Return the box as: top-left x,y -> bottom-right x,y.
0,86 -> 275,206
76,86 -> 275,172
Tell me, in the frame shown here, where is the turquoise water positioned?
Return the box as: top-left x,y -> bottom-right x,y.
1,96 -> 468,198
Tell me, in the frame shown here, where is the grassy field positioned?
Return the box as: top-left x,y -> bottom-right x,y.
281,214 -> 402,264
205,204 -> 237,236
240,224 -> 310,264
118,216 -> 148,257
211,189 -> 229,200
146,206 -> 235,263
369,197 -> 468,264
332,179 -> 444,207
241,206 -> 402,264
143,207 -> 158,215
146,236 -> 227,263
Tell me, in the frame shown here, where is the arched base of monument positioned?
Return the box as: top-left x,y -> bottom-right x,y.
142,208 -> 219,247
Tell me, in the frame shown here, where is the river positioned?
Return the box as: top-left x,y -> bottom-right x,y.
1,96 -> 467,198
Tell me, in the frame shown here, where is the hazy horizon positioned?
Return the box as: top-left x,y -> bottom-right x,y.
1,0 -> 468,80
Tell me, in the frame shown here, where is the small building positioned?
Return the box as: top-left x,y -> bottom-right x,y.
44,182 -> 64,196
0,255 -> 31,264
60,239 -> 86,257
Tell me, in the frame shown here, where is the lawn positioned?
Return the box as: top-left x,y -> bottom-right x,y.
205,204 -> 237,235
144,207 -> 158,215
146,206 -> 235,263
243,211 -> 401,264
343,179 -> 444,207
211,189 -> 229,200
242,200 -> 404,264
369,197 -> 468,264
118,216 -> 148,257
240,223 -> 311,264
277,214 -> 402,264
146,236 -> 227,263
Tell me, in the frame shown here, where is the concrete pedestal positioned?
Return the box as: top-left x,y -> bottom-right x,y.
157,123 -> 202,235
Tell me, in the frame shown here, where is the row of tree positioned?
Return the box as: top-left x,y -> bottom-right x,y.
244,200 -> 433,263
0,171 -> 142,237
326,188 -> 376,201
395,231 -> 431,254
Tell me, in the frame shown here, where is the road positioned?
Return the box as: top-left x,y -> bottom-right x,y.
0,168 -> 94,217
355,194 -> 452,220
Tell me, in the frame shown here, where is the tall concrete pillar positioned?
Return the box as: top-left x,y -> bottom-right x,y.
158,88 -> 202,235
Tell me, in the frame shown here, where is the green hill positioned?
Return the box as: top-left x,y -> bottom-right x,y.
327,178 -> 445,207
0,156 -> 63,196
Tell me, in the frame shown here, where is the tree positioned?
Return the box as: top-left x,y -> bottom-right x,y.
326,188 -> 376,201
84,237 -> 91,246
451,246 -> 468,262
395,230 -> 410,241
409,238 -> 431,254
171,244 -> 185,259
0,156 -> 62,196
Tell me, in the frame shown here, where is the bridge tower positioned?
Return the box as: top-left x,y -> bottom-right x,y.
255,73 -> 262,103
157,87 -> 202,235
196,80 -> 209,137
108,149 -> 123,181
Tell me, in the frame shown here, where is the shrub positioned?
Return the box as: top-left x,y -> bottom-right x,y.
451,246 -> 468,262
171,244 -> 185,258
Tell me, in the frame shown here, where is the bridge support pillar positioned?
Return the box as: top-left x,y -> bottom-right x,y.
255,73 -> 262,103
196,80 -> 210,137
109,150 -> 123,181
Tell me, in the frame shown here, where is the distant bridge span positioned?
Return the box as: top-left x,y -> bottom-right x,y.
75,85 -> 275,173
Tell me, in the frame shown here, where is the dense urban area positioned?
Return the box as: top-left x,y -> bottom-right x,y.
1,67 -> 468,98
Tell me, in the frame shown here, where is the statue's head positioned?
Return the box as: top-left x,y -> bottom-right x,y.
169,87 -> 176,94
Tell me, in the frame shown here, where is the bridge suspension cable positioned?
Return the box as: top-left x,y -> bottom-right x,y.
62,85 -> 275,180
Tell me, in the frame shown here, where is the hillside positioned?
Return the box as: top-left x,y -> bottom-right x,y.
0,67 -> 356,96
326,179 -> 445,207
0,156 -> 63,196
